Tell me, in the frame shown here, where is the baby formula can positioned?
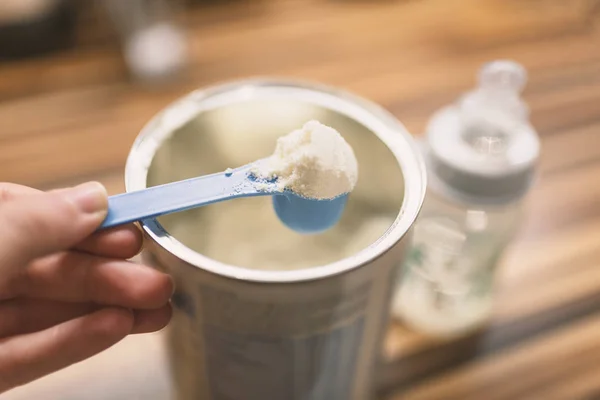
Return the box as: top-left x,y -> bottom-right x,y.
125,80 -> 426,400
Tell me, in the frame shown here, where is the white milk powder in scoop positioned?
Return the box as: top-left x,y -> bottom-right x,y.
252,120 -> 359,199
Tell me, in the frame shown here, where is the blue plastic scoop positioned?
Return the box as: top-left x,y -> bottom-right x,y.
99,162 -> 348,234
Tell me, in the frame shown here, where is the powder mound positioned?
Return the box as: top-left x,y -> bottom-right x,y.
253,120 -> 358,199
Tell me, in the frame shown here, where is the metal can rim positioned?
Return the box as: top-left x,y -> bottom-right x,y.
125,78 -> 427,283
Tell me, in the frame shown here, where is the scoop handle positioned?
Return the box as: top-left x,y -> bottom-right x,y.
99,165 -> 266,229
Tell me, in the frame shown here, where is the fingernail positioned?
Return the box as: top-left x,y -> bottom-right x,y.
61,182 -> 108,214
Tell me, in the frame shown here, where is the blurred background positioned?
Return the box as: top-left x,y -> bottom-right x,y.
1,0 -> 600,399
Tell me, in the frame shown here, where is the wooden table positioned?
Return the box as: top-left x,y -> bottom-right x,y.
1,0 -> 600,399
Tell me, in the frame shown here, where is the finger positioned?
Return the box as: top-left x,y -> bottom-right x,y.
0,183 -> 140,259
0,183 -> 138,259
0,182 -> 108,273
132,304 -> 172,334
0,307 -> 133,393
0,299 -> 170,338
0,183 -> 40,201
0,299 -> 96,338
75,224 -> 143,259
17,252 -> 173,309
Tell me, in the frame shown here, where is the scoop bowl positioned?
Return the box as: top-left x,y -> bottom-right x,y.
273,192 -> 349,234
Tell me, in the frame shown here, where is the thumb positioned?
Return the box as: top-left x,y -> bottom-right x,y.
0,182 -> 108,271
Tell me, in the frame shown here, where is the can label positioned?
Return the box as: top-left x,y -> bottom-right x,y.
203,317 -> 365,400
171,280 -> 373,400
197,282 -> 371,335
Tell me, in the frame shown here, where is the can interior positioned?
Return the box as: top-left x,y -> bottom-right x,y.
146,98 -> 405,271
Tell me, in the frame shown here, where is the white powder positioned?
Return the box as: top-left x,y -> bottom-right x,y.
252,120 -> 358,199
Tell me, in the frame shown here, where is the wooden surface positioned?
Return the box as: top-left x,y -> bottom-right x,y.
2,0 -> 600,399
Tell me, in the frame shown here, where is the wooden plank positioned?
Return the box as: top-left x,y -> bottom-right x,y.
390,313 -> 600,400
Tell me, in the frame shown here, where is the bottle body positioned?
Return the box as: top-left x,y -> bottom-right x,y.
392,188 -> 522,337
391,60 -> 539,338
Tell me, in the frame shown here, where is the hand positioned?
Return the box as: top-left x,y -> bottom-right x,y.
0,182 -> 173,393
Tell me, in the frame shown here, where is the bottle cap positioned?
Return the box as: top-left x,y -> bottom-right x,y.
424,60 -> 540,205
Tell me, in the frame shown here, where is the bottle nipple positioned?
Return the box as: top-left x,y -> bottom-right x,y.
478,60 -> 527,94
458,60 -> 529,157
